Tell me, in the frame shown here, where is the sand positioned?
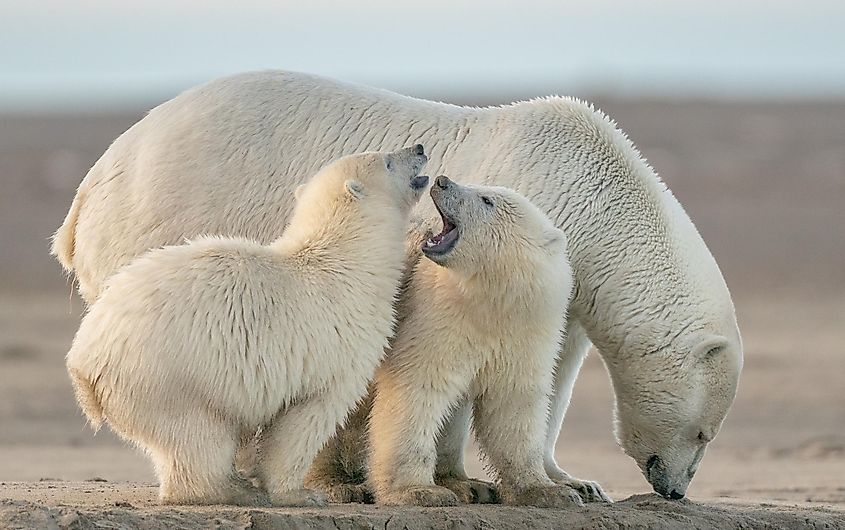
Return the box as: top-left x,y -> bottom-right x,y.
0,100 -> 843,528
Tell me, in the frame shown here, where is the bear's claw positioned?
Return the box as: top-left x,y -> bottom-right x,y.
551,476 -> 612,503
500,484 -> 585,508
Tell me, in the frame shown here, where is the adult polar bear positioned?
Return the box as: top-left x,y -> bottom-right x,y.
53,70 -> 742,501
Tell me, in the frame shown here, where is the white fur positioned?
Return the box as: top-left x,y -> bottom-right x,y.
368,182 -> 582,508
54,70 -> 742,498
65,149 -> 424,506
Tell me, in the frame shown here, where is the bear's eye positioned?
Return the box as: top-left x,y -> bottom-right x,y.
481,196 -> 494,207
705,345 -> 722,358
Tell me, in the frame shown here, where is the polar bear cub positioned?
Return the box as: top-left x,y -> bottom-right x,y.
65,146 -> 429,506
369,176 -> 580,507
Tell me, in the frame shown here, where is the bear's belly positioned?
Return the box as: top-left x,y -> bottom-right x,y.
209,335 -> 382,428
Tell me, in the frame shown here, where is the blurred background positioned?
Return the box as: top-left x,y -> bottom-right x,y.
0,0 -> 842,505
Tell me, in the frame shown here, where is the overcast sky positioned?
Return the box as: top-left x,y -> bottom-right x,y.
1,0 -> 844,110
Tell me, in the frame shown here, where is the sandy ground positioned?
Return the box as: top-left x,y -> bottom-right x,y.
1,483 -> 844,530
0,101 -> 843,528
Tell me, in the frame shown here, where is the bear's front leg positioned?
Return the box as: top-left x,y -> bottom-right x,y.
473,372 -> 583,509
257,389 -> 362,507
368,368 -> 468,506
544,320 -> 612,503
434,399 -> 499,504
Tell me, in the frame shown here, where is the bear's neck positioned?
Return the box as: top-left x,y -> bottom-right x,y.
425,252 -> 560,317
273,203 -> 408,302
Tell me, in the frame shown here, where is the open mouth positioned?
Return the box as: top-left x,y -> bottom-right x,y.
410,174 -> 429,191
422,201 -> 459,257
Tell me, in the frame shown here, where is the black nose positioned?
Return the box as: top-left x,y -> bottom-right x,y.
669,490 -> 685,500
412,144 -> 425,156
434,175 -> 451,189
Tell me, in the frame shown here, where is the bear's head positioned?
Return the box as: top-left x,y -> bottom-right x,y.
421,176 -> 567,272
295,145 -> 429,218
611,333 -> 741,499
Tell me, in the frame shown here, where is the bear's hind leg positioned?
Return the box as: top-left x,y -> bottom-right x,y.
152,414 -> 269,506
304,395 -> 374,503
258,389 -> 365,507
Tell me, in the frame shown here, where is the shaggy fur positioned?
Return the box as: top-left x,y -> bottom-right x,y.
65,148 -> 427,506
368,178 -> 582,508
54,70 -> 742,500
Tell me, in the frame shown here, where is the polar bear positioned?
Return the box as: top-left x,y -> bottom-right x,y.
65,146 -> 429,506
368,177 -> 579,508
53,70 -> 742,500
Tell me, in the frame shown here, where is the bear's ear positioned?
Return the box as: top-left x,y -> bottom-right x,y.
541,228 -> 566,253
345,179 -> 365,200
294,184 -> 306,201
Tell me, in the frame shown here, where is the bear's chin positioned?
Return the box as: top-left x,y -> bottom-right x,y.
421,249 -> 451,266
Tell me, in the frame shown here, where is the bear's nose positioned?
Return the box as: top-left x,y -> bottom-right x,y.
435,175 -> 451,189
669,490 -> 685,500
412,144 -> 425,156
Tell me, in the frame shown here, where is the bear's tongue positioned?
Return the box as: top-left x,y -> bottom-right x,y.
424,215 -> 458,252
